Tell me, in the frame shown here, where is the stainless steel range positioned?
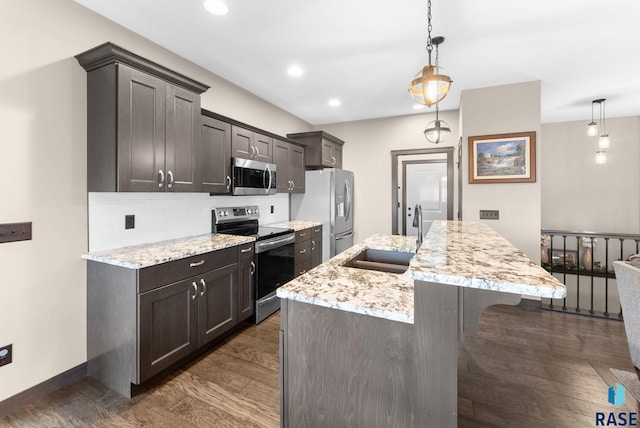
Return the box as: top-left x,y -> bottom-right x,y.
212,206 -> 295,323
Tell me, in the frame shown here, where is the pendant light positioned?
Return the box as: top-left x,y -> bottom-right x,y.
587,100 -> 598,136
598,99 -> 610,149
424,104 -> 450,144
595,150 -> 607,164
408,0 -> 452,106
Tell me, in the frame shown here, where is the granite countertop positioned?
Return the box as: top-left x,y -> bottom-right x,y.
408,221 -> 566,299
266,220 -> 322,231
277,234 -> 417,324
82,234 -> 255,269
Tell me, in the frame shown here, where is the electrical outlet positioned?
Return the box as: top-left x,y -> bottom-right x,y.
479,210 -> 500,220
125,215 -> 135,230
0,222 -> 32,244
0,344 -> 12,367
270,205 -> 274,214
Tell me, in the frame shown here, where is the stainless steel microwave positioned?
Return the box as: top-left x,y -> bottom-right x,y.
232,158 -> 277,196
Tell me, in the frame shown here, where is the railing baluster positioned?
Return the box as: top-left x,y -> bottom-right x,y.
604,237 -> 610,317
590,236 -> 595,315
549,234 -> 554,309
562,235 -> 567,311
575,236 -> 581,313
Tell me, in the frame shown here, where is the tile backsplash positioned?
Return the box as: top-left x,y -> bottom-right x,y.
88,192 -> 290,252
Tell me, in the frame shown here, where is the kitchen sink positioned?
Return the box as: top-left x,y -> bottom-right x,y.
344,249 -> 414,274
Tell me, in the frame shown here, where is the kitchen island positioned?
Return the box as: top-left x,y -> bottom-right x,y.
277,220 -> 566,428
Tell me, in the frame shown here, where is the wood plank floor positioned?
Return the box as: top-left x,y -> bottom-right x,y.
2,301 -> 638,427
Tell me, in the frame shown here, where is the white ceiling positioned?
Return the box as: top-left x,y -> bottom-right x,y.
74,0 -> 640,125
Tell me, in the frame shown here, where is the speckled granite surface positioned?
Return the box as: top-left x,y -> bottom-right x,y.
277,234 -> 417,324
408,221 -> 566,299
266,220 -> 322,231
82,234 -> 255,269
278,222 -> 566,324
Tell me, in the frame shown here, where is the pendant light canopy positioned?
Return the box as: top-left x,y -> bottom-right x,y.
424,105 -> 450,144
408,1 -> 452,106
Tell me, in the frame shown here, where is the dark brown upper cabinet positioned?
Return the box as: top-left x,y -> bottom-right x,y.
201,114 -> 232,194
273,139 -> 305,193
287,131 -> 345,169
76,42 -> 209,192
231,125 -> 273,163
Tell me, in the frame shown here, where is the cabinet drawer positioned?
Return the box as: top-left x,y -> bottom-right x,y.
295,238 -> 312,263
296,228 -> 312,242
138,247 -> 237,293
311,226 -> 322,240
238,243 -> 254,260
294,258 -> 313,277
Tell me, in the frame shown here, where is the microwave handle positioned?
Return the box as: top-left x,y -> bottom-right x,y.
264,163 -> 272,194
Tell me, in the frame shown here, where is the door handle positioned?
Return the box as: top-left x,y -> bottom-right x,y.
255,146 -> 260,157
167,170 -> 174,188
226,175 -> 231,190
191,282 -> 198,300
200,279 -> 206,296
250,146 -> 256,158
158,170 -> 165,187
250,261 -> 256,275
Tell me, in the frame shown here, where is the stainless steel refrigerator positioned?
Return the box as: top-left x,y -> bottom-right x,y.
290,169 -> 354,262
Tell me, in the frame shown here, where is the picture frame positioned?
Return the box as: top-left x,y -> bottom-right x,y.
549,249 -> 578,265
468,131 -> 536,184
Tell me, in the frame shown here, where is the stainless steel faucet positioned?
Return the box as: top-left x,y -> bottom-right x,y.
412,204 -> 423,252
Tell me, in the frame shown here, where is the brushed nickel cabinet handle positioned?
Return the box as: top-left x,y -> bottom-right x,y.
191,282 -> 198,300
300,248 -> 306,254
167,170 -> 174,188
311,240 -> 316,251
255,146 -> 260,157
299,232 -> 306,237
250,146 -> 256,158
158,170 -> 165,187
241,247 -> 252,253
226,175 -> 231,190
190,260 -> 205,267
200,279 -> 206,296
250,261 -> 255,275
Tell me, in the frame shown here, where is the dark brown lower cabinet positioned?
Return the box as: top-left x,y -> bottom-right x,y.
87,245 -> 254,397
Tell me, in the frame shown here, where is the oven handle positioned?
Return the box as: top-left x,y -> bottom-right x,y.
258,293 -> 280,304
255,234 -> 295,253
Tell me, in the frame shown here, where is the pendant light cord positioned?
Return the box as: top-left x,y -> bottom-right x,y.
426,0 -> 433,63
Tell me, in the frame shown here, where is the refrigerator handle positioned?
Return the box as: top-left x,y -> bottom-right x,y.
345,179 -> 352,221
335,231 -> 354,240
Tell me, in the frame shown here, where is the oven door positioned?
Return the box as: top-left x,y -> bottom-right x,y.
232,158 -> 277,195
255,233 -> 295,299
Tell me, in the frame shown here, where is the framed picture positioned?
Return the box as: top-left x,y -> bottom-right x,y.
468,131 -> 536,184
550,249 -> 578,265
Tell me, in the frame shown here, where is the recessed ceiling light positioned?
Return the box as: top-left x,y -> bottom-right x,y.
287,65 -> 304,77
413,104 -> 426,110
328,99 -> 341,107
203,0 -> 229,16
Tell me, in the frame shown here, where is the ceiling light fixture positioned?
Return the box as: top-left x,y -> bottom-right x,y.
598,99 -> 610,149
203,0 -> 229,16
595,150 -> 607,165
423,105 -> 450,144
287,65 -> 304,77
328,99 -> 341,107
587,100 -> 599,136
408,0 -> 452,106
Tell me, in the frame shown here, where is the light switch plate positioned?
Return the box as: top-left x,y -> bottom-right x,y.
479,210 -> 499,220
0,222 -> 32,243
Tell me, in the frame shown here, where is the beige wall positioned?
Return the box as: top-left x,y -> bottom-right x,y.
460,81 -> 542,262
0,0 -> 310,402
316,111 -> 460,243
541,116 -> 640,234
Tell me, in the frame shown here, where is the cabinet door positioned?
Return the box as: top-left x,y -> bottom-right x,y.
238,258 -> 255,320
311,226 -> 323,267
231,126 -> 254,160
332,143 -> 343,168
289,144 -> 305,193
254,133 -> 273,163
321,140 -> 334,167
165,84 -> 202,192
198,264 -> 238,347
139,278 -> 198,382
201,116 -> 232,193
273,140 -> 291,193
117,64 -> 166,192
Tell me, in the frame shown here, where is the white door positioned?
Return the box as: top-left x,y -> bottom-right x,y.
404,161 -> 448,236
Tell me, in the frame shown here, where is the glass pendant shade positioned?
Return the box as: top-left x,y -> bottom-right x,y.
595,150 -> 607,164
598,134 -> 610,149
424,118 -> 451,144
409,65 -> 452,106
587,122 -> 598,136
